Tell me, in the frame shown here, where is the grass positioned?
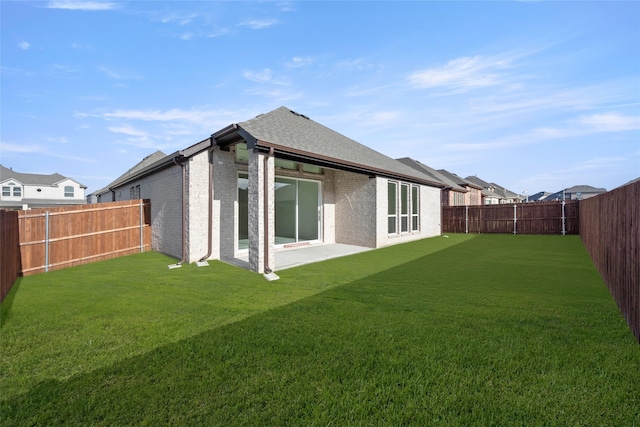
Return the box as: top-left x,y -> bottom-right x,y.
1,234 -> 638,425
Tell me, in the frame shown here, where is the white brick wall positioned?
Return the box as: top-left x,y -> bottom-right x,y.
375,177 -> 441,247
110,164 -> 184,260
334,170 -> 378,248
212,148 -> 239,261
185,152 -> 210,263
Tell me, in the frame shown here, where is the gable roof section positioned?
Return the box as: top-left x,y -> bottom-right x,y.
107,151 -> 168,189
0,164 -> 86,188
396,158 -> 465,191
437,169 -> 483,191
216,107 -> 444,187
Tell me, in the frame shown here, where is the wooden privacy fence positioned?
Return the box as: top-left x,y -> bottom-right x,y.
1,209 -> 20,302
1,200 -> 151,302
442,201 -> 579,235
579,181 -> 640,344
16,199 -> 151,277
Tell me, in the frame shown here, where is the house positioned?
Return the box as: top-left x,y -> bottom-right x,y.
527,191 -> 552,202
92,106 -> 445,274
465,175 -> 522,204
545,185 -> 607,201
0,165 -> 87,210
396,158 -> 482,206
436,169 -> 483,206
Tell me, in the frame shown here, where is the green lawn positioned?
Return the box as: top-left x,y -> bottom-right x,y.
1,234 -> 638,425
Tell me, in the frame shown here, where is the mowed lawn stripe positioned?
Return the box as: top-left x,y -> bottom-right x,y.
1,235 -> 638,425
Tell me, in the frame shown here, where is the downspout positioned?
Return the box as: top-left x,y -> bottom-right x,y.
168,157 -> 187,267
263,147 -> 274,274
198,145 -> 214,263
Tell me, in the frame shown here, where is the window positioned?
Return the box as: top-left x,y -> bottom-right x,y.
400,184 -> 409,233
387,181 -> 397,234
130,185 -> 140,199
411,185 -> 420,231
235,143 -> 249,163
388,180 -> 420,235
2,187 -> 10,197
275,158 -> 297,170
302,164 -> 323,174
64,186 -> 74,197
13,187 -> 21,197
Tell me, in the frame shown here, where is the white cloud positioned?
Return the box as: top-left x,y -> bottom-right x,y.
46,1 -> 120,11
579,112 -> 640,132
99,66 -> 143,80
1,141 -> 95,162
18,41 -> 30,50
156,12 -> 198,25
243,68 -> 273,83
1,142 -> 40,153
408,55 -> 512,92
46,137 -> 69,144
243,68 -> 289,86
286,56 -> 313,69
179,32 -> 194,41
52,64 -> 79,73
107,125 -> 149,138
238,18 -> 279,29
336,58 -> 376,72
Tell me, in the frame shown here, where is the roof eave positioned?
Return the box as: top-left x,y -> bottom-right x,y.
254,140 -> 445,188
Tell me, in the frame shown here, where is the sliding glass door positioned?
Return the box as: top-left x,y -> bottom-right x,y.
238,174 -> 321,250
275,177 -> 321,245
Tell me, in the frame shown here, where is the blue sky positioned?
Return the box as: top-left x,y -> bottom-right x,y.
2,1 -> 639,196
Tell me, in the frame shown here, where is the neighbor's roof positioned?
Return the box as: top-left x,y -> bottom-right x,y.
437,169 -> 483,191
0,164 -> 86,188
216,106 -> 444,187
565,184 -> 607,193
396,158 -> 466,192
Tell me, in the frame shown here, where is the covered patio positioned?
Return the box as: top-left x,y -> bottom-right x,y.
222,243 -> 371,272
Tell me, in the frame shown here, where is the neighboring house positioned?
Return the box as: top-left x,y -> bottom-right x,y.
528,191 -> 552,202
93,106 -> 445,274
0,165 -> 87,210
545,185 -> 607,201
465,175 -> 522,204
396,159 -> 483,206
397,158 -> 464,206
437,169 -> 483,206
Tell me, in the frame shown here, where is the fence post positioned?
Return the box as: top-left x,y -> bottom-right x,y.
139,200 -> 144,252
513,204 -> 517,235
465,205 -> 469,234
44,211 -> 50,273
562,200 -> 566,235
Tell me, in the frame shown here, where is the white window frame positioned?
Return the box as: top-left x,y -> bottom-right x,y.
64,186 -> 74,198
400,183 -> 409,233
387,181 -> 398,235
411,185 -> 420,232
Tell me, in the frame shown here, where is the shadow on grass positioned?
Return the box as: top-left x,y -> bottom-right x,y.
0,277 -> 22,329
2,235 -> 638,425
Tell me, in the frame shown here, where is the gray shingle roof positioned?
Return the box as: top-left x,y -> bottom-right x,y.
238,107 -> 442,186
397,158 -> 466,191
0,164 -> 86,188
91,150 -> 168,195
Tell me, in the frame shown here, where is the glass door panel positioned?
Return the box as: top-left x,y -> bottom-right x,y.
275,178 -> 297,245
298,180 -> 319,241
238,173 -> 249,250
